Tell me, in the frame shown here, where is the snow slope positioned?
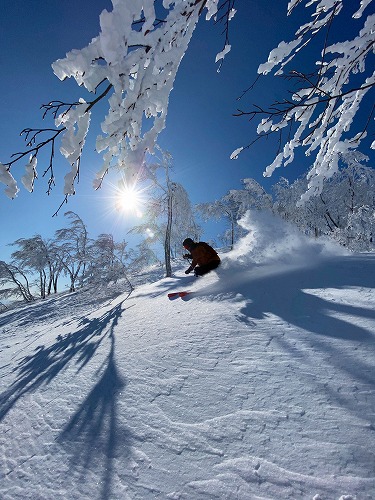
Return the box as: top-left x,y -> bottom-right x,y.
0,213 -> 374,499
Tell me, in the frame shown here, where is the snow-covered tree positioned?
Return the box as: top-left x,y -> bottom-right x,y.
197,179 -> 270,248
2,0 -> 372,208
0,261 -> 34,303
128,240 -> 160,273
325,152 -> 375,215
197,194 -> 242,249
272,151 -> 375,247
325,152 -> 375,249
169,183 -> 201,257
54,211 -> 89,292
272,176 -> 324,236
241,178 -> 273,212
85,234 -> 133,289
10,235 -> 61,299
272,177 -> 301,222
233,0 -> 374,202
334,205 -> 375,251
1,0 -> 235,205
130,149 -> 198,276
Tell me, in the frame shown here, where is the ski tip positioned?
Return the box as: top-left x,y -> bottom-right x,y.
167,291 -> 191,299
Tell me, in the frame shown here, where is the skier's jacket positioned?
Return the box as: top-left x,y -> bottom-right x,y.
187,242 -> 220,270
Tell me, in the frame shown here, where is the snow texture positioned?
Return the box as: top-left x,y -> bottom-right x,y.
230,146 -> 244,160
0,211 -> 374,499
0,163 -> 19,199
215,44 -> 231,63
21,156 -> 38,193
55,100 -> 91,196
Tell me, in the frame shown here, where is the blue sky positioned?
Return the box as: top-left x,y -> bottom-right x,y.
1,0 -> 373,260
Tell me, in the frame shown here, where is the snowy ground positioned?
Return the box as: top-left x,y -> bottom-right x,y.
0,213 -> 374,499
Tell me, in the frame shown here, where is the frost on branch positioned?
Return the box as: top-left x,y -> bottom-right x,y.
230,147 -> 243,159
55,100 -> 91,195
2,1 -> 239,204
235,0 -> 375,202
52,0 -> 219,190
21,156 -> 38,193
205,0 -> 220,21
215,44 -> 231,63
0,163 -> 19,199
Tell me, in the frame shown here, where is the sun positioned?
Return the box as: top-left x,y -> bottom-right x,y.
116,184 -> 144,217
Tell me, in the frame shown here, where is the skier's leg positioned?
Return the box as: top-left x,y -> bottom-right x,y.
194,266 -> 204,276
195,261 -> 220,276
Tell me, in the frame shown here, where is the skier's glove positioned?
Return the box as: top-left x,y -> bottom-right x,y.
183,253 -> 192,260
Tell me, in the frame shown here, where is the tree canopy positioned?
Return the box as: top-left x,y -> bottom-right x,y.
0,0 -> 373,205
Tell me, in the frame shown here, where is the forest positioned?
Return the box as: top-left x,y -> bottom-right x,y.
1,149 -> 373,308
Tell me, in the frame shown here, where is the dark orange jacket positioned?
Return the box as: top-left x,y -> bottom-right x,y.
189,242 -> 220,269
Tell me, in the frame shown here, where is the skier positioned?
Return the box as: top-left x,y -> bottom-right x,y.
182,238 -> 221,277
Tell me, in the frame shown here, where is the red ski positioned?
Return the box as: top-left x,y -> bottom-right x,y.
168,291 -> 191,299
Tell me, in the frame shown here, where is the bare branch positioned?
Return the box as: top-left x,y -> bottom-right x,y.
214,0 -> 236,72
52,195 -> 69,217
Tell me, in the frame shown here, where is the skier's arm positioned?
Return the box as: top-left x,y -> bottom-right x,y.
185,255 -> 198,274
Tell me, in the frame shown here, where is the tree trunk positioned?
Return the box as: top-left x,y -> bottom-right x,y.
165,187 -> 173,277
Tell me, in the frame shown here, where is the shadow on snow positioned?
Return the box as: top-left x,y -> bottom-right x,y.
233,255 -> 375,343
207,254 -> 375,420
0,297 -> 132,500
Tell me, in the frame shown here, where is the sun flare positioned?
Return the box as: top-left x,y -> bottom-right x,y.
116,184 -> 144,217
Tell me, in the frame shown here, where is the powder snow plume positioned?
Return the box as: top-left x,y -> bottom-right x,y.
225,210 -> 348,269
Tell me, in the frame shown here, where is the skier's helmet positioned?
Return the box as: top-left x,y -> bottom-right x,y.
183,238 -> 194,249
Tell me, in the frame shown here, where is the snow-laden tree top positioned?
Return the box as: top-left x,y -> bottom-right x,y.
51,0 -> 222,192
1,0 -> 233,204
1,0 -> 373,207
234,0 -> 374,203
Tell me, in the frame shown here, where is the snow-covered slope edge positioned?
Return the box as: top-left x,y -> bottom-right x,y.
0,213 -> 374,499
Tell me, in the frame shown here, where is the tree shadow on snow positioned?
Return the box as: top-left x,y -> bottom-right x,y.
210,254 -> 375,420
0,299 -> 132,500
57,325 -> 133,500
226,255 -> 375,402
0,286 -> 127,331
233,255 -> 375,343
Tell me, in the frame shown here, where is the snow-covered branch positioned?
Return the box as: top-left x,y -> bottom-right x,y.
1,0 -> 237,205
233,0 -> 375,202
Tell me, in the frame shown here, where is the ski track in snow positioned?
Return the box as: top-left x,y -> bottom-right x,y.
0,255 -> 374,499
